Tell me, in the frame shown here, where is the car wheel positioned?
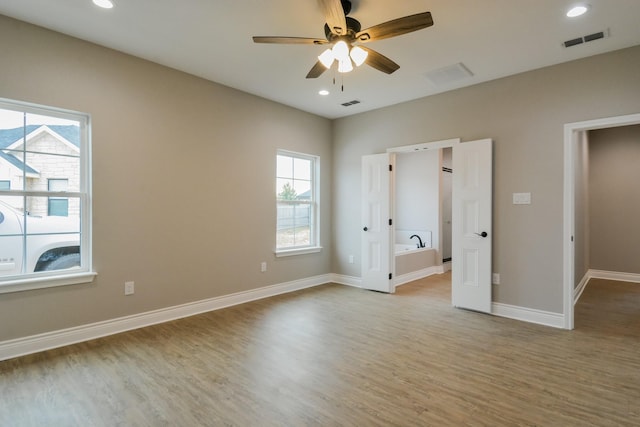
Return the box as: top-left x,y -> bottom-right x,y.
43,253 -> 81,271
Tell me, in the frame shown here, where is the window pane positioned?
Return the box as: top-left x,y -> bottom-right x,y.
276,202 -> 311,248
0,180 -> 9,190
276,155 -> 293,178
293,157 -> 311,180
293,180 -> 311,198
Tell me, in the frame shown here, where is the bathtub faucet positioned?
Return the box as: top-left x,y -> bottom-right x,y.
410,234 -> 425,248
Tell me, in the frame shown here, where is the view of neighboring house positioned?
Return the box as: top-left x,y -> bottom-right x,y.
0,124 -> 80,217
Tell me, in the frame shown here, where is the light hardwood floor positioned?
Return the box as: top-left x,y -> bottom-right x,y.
1,273 -> 639,426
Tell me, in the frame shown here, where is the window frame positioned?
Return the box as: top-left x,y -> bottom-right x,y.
275,150 -> 321,257
0,97 -> 95,293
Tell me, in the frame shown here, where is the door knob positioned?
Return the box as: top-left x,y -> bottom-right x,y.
475,231 -> 488,238
363,226 -> 368,231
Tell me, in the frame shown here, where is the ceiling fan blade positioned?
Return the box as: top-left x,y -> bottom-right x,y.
306,61 -> 328,79
359,46 -> 400,74
356,12 -> 433,42
253,36 -> 328,45
318,0 -> 347,36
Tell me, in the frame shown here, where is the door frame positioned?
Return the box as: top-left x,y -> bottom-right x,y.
563,112 -> 640,330
387,138 -> 460,292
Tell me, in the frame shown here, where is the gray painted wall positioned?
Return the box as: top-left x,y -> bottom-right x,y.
589,124 -> 640,274
1,13 -> 640,342
0,16 -> 332,341
332,45 -> 640,313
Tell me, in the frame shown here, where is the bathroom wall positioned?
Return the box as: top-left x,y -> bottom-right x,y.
395,150 -> 440,258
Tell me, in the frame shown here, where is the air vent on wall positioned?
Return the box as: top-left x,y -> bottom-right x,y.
341,100 -> 361,107
563,29 -> 609,48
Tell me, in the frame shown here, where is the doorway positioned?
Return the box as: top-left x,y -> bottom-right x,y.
361,137 -> 493,313
563,112 -> 640,329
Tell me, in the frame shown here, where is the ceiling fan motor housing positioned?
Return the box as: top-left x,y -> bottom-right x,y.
324,17 -> 362,40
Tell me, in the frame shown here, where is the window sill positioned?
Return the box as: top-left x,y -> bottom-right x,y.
275,246 -> 323,257
0,271 -> 97,294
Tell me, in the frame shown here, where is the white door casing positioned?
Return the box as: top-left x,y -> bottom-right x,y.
452,139 -> 493,313
361,153 -> 395,293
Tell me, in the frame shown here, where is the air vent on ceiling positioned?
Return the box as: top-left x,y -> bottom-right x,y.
341,100 -> 361,107
424,63 -> 473,87
563,29 -> 609,48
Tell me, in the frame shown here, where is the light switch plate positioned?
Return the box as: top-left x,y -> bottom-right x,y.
513,192 -> 531,205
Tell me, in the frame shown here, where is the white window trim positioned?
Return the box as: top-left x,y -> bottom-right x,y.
0,97 -> 94,294
275,150 -> 320,256
275,246 -> 323,257
0,272 -> 97,294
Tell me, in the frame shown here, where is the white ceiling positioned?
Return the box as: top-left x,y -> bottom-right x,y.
1,0 -> 639,119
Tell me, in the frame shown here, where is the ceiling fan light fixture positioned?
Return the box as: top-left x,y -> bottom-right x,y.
318,48 -> 335,69
338,59 -> 354,73
332,40 -> 350,62
350,46 -> 368,67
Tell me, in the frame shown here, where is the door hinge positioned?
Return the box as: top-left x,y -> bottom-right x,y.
389,164 -> 393,172
389,218 -> 393,226
389,273 -> 393,280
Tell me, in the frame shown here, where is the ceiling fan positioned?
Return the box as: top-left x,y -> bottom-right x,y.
252,0 -> 434,78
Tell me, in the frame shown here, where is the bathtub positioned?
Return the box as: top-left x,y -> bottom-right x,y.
395,243 -> 424,254
394,231 -> 438,285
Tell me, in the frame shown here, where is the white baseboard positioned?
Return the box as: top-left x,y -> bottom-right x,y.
574,271 -> 591,304
588,269 -> 640,283
491,302 -> 565,329
0,274 -> 332,362
330,274 -> 362,288
395,265 -> 444,287
574,269 -> 640,306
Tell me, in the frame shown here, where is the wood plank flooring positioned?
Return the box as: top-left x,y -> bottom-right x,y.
1,273 -> 639,426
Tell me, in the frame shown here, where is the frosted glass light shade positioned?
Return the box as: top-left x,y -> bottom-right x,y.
332,41 -> 350,62
350,46 -> 368,66
318,49 -> 334,68
338,59 -> 354,73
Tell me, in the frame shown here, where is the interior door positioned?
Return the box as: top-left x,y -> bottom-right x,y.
452,139 -> 492,312
361,153 -> 394,293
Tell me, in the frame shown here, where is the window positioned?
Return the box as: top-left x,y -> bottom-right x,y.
48,178 -> 69,216
276,151 -> 320,255
0,98 -> 94,292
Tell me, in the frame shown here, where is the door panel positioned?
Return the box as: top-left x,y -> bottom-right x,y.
452,139 -> 492,312
361,153 -> 394,293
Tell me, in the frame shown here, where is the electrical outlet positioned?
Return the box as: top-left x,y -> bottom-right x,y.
349,255 -> 354,264
124,281 -> 135,295
492,273 -> 500,285
261,262 -> 267,272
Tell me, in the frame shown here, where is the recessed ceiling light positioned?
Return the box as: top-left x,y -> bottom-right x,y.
567,4 -> 589,18
318,90 -> 330,96
93,0 -> 114,9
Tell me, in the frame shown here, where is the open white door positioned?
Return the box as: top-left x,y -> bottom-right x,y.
361,153 -> 395,293
452,139 -> 492,313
